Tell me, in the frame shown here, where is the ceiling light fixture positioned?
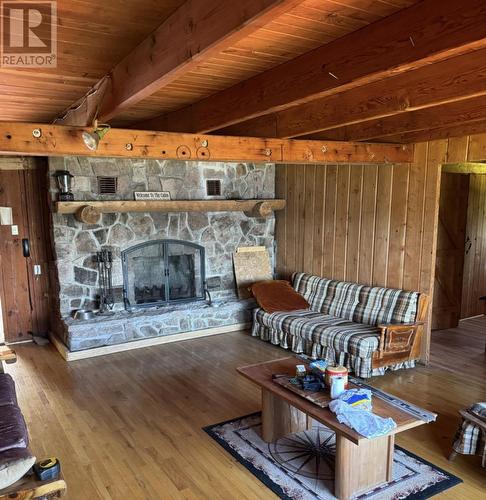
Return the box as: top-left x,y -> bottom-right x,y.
82,120 -> 110,151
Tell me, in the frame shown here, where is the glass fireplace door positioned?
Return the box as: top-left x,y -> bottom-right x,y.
122,240 -> 205,309
167,241 -> 203,301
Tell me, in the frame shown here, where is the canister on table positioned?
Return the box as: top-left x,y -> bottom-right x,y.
325,365 -> 348,388
330,376 -> 346,399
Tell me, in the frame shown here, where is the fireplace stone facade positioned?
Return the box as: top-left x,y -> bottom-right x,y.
48,157 -> 275,351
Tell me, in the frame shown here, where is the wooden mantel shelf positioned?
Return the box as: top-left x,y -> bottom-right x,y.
55,199 -> 286,224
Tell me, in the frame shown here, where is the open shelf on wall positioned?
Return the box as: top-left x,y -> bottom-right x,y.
55,199 -> 286,224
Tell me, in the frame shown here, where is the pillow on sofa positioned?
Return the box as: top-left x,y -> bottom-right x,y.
249,280 -> 310,313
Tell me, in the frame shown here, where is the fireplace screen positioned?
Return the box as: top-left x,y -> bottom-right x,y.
122,240 -> 205,309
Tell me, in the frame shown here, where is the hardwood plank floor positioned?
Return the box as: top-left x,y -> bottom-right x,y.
6,319 -> 486,499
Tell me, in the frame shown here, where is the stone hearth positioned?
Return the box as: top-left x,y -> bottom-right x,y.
48,156 -> 275,352
63,298 -> 254,351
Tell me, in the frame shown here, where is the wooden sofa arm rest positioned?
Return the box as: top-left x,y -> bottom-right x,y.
0,348 -> 16,364
376,323 -> 421,358
0,473 -> 66,499
459,409 -> 486,430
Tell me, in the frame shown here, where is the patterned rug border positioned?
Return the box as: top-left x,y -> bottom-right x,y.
203,412 -> 462,500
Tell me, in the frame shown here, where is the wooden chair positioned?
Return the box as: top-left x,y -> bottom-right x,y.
449,404 -> 486,467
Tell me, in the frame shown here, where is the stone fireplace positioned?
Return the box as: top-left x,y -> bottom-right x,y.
48,157 -> 275,353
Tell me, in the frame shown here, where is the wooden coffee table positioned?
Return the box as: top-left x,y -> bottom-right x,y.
237,357 -> 428,500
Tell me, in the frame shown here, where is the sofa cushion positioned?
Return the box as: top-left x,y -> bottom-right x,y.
0,406 -> 28,452
0,374 -> 17,407
249,280 -> 310,313
353,286 -> 419,326
0,448 -> 35,490
291,273 -> 419,326
254,308 -> 380,358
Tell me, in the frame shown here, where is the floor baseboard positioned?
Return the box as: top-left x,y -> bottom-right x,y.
459,314 -> 483,322
49,323 -> 251,361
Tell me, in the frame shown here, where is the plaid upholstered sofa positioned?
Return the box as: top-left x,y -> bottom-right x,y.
252,273 -> 428,378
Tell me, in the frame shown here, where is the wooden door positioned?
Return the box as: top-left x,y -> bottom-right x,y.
432,172 -> 469,330
0,160 -> 52,343
461,174 -> 486,319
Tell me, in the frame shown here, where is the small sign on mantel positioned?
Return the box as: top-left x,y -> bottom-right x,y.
134,191 -> 171,201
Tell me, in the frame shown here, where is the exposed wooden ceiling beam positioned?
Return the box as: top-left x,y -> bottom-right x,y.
0,123 -> 412,164
58,0 -> 305,125
217,48 -> 486,139
138,0 -> 486,134
372,120 -> 486,144
307,95 -> 486,143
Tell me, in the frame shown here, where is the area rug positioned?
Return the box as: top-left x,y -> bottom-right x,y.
204,412 -> 461,499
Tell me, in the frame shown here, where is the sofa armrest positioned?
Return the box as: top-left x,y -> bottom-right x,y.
0,349 -> 16,364
376,323 -> 422,359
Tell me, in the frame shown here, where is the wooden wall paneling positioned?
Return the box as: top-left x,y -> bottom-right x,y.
418,140 -> 446,359
446,136 -> 469,163
285,165 -> 298,277
322,166 -> 337,278
295,165 -> 306,271
333,165 -> 350,281
386,164 -> 410,289
312,166 -> 326,276
275,165 -> 287,277
467,132 -> 486,161
372,167 -> 393,286
403,144 -> 427,292
357,165 -> 378,285
432,172 -> 469,329
345,166 -> 363,283
302,165 -> 316,274
275,142 -> 448,362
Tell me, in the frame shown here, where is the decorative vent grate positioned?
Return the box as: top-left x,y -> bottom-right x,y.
98,176 -> 118,195
206,179 -> 222,196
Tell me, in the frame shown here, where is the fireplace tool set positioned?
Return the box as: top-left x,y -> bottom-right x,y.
97,249 -> 115,313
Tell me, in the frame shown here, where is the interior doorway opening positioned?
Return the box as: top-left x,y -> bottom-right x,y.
432,163 -> 486,330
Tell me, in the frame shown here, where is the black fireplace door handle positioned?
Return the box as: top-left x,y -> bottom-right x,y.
22,238 -> 30,258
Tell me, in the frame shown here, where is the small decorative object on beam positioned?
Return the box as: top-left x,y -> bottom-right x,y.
0,123 -> 413,164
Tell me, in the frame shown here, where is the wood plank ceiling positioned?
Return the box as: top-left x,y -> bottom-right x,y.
3,0 -> 486,144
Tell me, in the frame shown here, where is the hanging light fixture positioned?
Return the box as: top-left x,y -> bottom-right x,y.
82,120 -> 110,151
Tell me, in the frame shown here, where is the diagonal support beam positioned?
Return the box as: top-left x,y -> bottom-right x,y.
0,123 -> 412,164
88,0 -> 305,124
138,0 -> 486,134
